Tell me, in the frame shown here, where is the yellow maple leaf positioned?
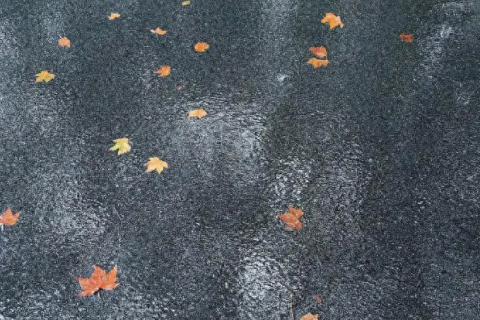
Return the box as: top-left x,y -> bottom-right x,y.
109,138 -> 131,155
321,12 -> 344,29
145,157 -> 168,174
35,70 -> 55,83
154,66 -> 171,77
299,313 -> 319,320
108,13 -> 121,20
182,1 -> 191,6
307,57 -> 329,68
150,28 -> 167,35
58,37 -> 71,48
188,109 -> 207,119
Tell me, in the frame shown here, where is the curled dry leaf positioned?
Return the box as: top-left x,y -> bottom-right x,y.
35,70 -> 55,83
109,138 -> 131,155
278,206 -> 304,231
58,37 -> 71,48
188,108 -> 207,119
0,208 -> 20,230
77,265 -> 119,297
307,57 -> 329,68
194,42 -> 209,52
399,33 -> 413,43
155,66 -> 171,77
321,12 -> 344,29
299,313 -> 319,320
108,13 -> 121,20
145,157 -> 169,174
151,28 -> 167,35
310,46 -> 327,59
182,1 -> 191,6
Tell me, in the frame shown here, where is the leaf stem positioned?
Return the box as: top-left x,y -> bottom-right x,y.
290,293 -> 295,320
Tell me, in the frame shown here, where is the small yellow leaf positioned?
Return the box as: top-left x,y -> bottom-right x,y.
321,12 -> 344,30
150,27 -> 167,35
307,57 -> 329,69
188,109 -> 207,119
108,13 -> 121,20
299,313 -> 319,320
109,138 -> 131,155
58,37 -> 71,48
182,1 -> 191,6
145,157 -> 168,174
154,66 -> 171,77
194,42 -> 209,52
35,70 -> 55,83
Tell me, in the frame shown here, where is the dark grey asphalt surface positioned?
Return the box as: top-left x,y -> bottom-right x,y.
1,0 -> 480,319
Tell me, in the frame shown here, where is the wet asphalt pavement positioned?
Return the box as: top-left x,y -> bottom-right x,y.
1,0 -> 480,319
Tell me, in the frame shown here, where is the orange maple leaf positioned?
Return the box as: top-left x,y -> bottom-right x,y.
155,66 -> 171,77
145,157 -> 169,174
278,206 -> 304,231
151,27 -> 167,35
299,313 -> 319,320
188,108 -> 207,119
58,37 -> 71,48
194,42 -> 209,52
310,46 -> 327,59
0,208 -> 20,230
399,33 -> 413,43
321,12 -> 344,29
77,265 -> 119,297
108,13 -> 121,20
307,57 -> 329,68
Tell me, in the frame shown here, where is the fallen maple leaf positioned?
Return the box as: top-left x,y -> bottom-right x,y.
77,265 -> 118,297
310,46 -> 327,59
188,108 -> 207,119
145,157 -> 168,174
109,138 -> 131,155
35,70 -> 55,83
307,57 -> 329,68
194,42 -> 209,52
155,66 -> 171,77
151,27 -> 167,35
182,1 -> 191,6
0,208 -> 20,230
321,12 -> 344,29
399,33 -> 413,43
299,313 -> 319,320
278,206 -> 304,231
108,13 -> 121,20
58,37 -> 71,48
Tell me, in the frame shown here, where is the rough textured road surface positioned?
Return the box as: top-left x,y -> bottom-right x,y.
1,0 -> 480,319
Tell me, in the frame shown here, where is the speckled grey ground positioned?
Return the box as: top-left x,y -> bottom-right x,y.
1,0 -> 480,319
